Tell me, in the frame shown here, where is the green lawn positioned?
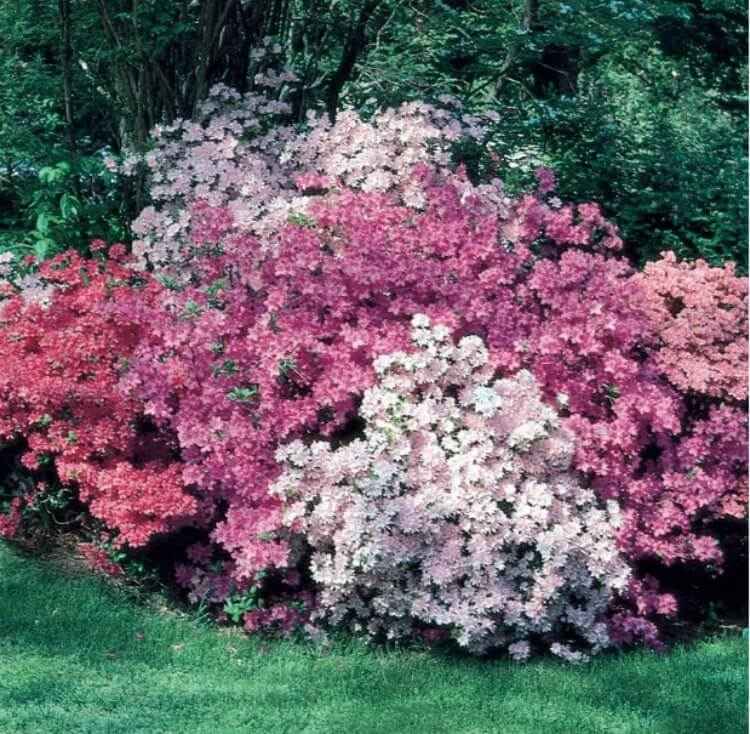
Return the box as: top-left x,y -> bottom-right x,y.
0,542 -> 747,734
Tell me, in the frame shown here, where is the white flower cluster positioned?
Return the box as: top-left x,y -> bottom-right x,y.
15,274 -> 56,309
0,252 -> 57,309
126,82 -> 504,276
271,316 -> 630,659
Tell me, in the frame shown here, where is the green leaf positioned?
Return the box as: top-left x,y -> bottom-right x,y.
181,300 -> 203,320
59,193 -> 79,220
38,166 -> 55,184
33,238 -> 53,260
35,212 -> 50,236
227,385 -> 258,402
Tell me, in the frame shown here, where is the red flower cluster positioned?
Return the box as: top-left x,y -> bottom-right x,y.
0,253 -> 197,546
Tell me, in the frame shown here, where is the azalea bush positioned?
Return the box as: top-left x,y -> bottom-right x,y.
124,81 -> 500,276
0,83 -> 746,658
272,317 -> 630,660
0,250 -> 196,546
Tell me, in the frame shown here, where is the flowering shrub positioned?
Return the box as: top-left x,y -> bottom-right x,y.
524,248 -> 747,634
271,317 -> 630,658
0,252 -> 196,546
0,81 -> 746,656
121,162 -> 746,638
122,171 -> 586,589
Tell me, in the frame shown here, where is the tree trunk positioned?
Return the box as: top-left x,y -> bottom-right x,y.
58,0 -> 77,155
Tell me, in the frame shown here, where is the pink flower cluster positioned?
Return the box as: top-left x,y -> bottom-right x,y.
272,318 -> 630,658
0,497 -> 22,539
0,253 -> 196,547
633,252 -> 748,401
78,542 -> 124,578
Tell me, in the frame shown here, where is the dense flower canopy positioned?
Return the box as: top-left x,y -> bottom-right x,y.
633,251 -> 748,402
126,83 -> 500,275
0,252 -> 196,546
0,83 -> 746,658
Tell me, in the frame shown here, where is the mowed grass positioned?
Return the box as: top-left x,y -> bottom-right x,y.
0,542 -> 746,734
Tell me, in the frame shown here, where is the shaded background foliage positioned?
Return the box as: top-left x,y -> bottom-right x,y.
0,0 -> 746,269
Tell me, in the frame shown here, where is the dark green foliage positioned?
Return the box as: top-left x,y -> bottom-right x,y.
349,0 -> 747,269
24,157 -> 131,259
0,0 -> 746,269
530,68 -> 747,270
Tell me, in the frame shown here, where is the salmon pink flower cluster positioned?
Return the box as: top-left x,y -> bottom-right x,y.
633,251 -> 748,401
